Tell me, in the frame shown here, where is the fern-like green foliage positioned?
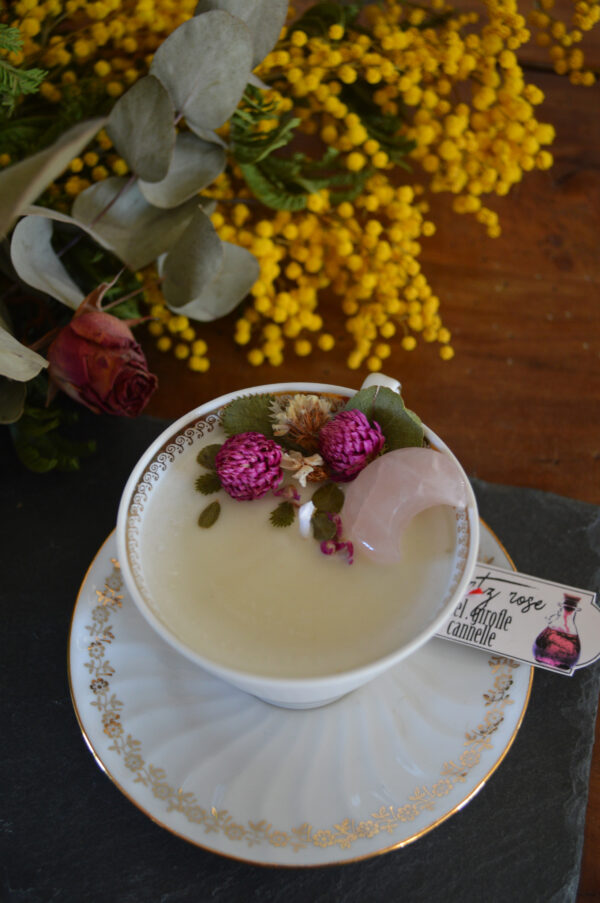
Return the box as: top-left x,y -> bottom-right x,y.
0,25 -> 47,117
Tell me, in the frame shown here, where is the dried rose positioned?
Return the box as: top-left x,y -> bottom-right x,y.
47,310 -> 157,417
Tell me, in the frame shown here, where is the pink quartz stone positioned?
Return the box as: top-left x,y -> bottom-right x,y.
343,447 -> 469,564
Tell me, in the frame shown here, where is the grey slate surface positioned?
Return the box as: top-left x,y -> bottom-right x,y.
1,413 -> 599,903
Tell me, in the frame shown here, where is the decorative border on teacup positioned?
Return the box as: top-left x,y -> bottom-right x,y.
80,555 -> 520,858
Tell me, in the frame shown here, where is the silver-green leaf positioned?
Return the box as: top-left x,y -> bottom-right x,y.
72,178 -> 200,270
172,240 -> 259,321
150,11 -> 253,130
10,215 -> 85,309
0,325 -> 48,381
106,75 -> 175,183
162,207 -> 224,308
0,117 -> 105,239
0,377 -> 27,424
194,0 -> 288,68
138,132 -> 226,209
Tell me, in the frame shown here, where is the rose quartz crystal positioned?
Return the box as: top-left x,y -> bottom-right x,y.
343,447 -> 468,564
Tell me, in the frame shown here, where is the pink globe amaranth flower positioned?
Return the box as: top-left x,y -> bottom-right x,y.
47,311 -> 157,417
215,431 -> 283,500
318,409 -> 385,481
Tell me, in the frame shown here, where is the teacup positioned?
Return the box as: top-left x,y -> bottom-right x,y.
116,375 -> 479,708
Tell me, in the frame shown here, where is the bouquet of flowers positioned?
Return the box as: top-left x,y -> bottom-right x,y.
0,0 -> 597,469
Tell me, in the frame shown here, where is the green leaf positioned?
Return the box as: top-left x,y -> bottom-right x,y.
169,240 -> 259,320
311,482 -> 345,514
240,162 -> 307,212
344,386 -> 424,449
221,393 -> 275,437
9,401 -> 96,473
196,442 -> 223,469
198,499 -> 221,528
311,511 -> 337,541
269,500 -> 295,527
72,178 -> 200,270
195,0 -> 288,68
150,11 -> 253,130
138,131 -> 226,208
293,2 -> 360,35
107,75 -> 175,183
0,116 -> 106,239
10,215 -> 85,309
0,26 -> 47,116
195,471 -> 222,494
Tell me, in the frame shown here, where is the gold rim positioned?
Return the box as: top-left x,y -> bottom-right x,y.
68,522 -> 533,868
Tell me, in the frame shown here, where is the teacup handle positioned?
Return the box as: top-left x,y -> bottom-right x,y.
360,373 -> 402,394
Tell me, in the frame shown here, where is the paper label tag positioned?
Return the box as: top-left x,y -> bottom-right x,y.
436,564 -> 600,675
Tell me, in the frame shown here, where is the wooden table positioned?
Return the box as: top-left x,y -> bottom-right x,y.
143,24 -> 600,899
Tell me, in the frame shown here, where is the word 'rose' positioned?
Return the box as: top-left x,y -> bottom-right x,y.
48,311 -> 157,417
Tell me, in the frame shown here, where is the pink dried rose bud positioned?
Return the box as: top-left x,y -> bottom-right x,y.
47,310 -> 157,417
318,409 -> 385,481
215,431 -> 283,500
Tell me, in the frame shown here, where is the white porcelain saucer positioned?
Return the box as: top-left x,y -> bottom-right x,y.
69,522 -> 532,866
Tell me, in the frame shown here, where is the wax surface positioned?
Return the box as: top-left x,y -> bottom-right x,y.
139,431 -> 463,678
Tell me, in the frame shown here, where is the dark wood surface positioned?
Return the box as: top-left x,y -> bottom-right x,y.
142,54 -> 600,902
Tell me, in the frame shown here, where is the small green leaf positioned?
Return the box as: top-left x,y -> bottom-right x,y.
311,511 -> 337,541
198,500 -> 221,528
196,443 -> 223,469
344,386 -> 424,449
195,472 -> 222,494
239,162 -> 307,212
311,482 -> 345,514
221,393 -> 275,437
269,500 -> 295,527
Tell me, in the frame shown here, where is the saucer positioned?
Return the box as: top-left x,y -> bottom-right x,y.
68,522 -> 532,866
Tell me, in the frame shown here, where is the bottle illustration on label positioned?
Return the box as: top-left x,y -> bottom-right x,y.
533,593 -> 581,670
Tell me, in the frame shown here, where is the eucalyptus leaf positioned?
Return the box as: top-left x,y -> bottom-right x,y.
0,376 -> 26,423
162,207 -> 223,308
344,386 -> 424,449
0,117 -> 105,239
138,132 -> 226,209
195,0 -> 288,67
196,442 -> 223,469
171,240 -> 259,320
0,324 -> 48,381
311,481 -> 345,514
183,123 -> 228,149
311,511 -> 337,542
10,215 -> 85,309
72,178 -> 201,270
150,11 -> 253,130
106,75 -> 175,183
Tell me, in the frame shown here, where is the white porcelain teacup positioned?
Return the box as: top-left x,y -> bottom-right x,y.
116,375 -> 479,708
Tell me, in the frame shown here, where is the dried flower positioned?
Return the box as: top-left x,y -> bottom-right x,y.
270,393 -> 338,451
215,431 -> 283,500
280,449 -> 325,487
47,310 -> 157,417
319,409 -> 385,481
